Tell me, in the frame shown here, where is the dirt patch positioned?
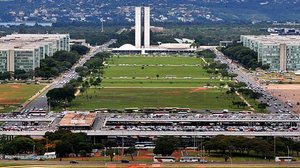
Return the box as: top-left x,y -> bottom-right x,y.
10,84 -> 21,89
190,87 -> 208,93
266,84 -> 300,113
164,91 -> 182,95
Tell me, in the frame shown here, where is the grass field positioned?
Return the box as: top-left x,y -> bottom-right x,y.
106,56 -> 205,65
70,88 -> 247,110
101,79 -> 227,87
104,66 -> 210,78
0,84 -> 45,113
70,55 -> 254,111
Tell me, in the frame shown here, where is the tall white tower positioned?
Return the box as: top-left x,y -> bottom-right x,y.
135,7 -> 142,48
144,7 -> 150,48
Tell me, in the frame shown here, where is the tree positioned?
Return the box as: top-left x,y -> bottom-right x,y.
71,44 -> 90,55
106,149 -> 116,161
46,85 -> 76,108
125,147 -> 137,161
2,136 -> 35,155
55,140 -> 74,157
154,136 -> 179,156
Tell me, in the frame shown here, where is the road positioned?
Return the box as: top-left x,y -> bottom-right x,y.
2,130 -> 300,137
23,39 -> 116,112
211,47 -> 292,114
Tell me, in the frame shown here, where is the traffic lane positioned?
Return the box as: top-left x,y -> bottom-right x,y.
214,51 -> 291,113
23,44 -> 110,111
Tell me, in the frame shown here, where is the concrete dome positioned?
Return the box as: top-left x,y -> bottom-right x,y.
118,44 -> 137,50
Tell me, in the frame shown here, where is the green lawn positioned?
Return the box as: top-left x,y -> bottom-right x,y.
107,55 -> 204,65
104,66 -> 210,78
70,88 -> 250,111
71,55 -> 256,111
102,79 -> 229,87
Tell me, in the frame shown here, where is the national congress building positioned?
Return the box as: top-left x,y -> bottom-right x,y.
0,34 -> 70,72
241,35 -> 300,72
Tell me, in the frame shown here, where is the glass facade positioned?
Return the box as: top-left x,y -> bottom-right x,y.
241,35 -> 300,71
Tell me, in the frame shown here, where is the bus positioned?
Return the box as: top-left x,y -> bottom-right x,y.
153,156 -> 176,163
275,156 -> 293,162
135,142 -> 155,149
179,157 -> 208,163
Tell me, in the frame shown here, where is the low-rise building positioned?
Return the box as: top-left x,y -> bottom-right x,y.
59,112 -> 96,130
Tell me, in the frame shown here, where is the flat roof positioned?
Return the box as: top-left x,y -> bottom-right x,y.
0,34 -> 69,50
59,112 -> 97,127
241,35 -> 300,45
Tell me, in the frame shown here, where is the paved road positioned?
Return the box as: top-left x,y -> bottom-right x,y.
23,39 -> 116,112
211,47 -> 292,114
2,130 -> 300,137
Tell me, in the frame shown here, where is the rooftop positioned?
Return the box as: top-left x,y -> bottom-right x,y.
0,34 -> 69,50
59,112 -> 97,127
241,35 -> 300,45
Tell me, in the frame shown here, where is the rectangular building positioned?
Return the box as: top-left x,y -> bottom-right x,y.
241,35 -> 300,71
144,7 -> 151,48
135,7 -> 142,48
0,34 -> 70,72
59,112 -> 97,130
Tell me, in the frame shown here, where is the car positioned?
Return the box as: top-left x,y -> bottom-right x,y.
121,160 -> 130,163
70,161 -> 79,164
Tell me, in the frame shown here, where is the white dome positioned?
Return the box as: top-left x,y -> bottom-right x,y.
118,44 -> 137,50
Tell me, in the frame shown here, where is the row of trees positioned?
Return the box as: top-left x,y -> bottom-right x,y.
0,70 -> 34,80
2,135 -> 300,162
196,49 -> 216,59
220,45 -> 269,70
75,52 -> 112,90
46,52 -> 111,108
152,135 -> 300,161
203,135 -> 300,160
35,44 -> 89,79
35,51 -> 81,78
227,82 -> 267,110
203,62 -> 238,80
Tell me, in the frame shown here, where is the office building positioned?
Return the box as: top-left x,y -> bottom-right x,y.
113,7 -> 197,54
0,34 -> 70,72
241,35 -> 300,71
135,7 -> 142,48
135,6 -> 150,48
144,7 -> 150,48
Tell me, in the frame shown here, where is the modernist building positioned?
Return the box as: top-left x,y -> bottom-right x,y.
241,35 -> 300,71
112,7 -> 196,54
0,34 -> 70,72
135,6 -> 150,48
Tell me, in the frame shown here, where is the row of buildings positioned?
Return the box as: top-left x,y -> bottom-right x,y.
241,35 -> 300,72
0,34 -> 70,72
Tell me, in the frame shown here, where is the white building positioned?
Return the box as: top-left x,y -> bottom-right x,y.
0,34 -> 70,72
113,7 -> 196,54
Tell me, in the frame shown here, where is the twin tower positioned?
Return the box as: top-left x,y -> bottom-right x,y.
135,7 -> 150,48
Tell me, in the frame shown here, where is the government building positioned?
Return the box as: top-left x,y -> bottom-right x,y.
241,35 -> 300,72
0,34 -> 70,72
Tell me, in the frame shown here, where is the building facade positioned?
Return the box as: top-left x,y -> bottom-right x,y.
0,34 -> 70,72
241,35 -> 300,71
135,6 -> 151,48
